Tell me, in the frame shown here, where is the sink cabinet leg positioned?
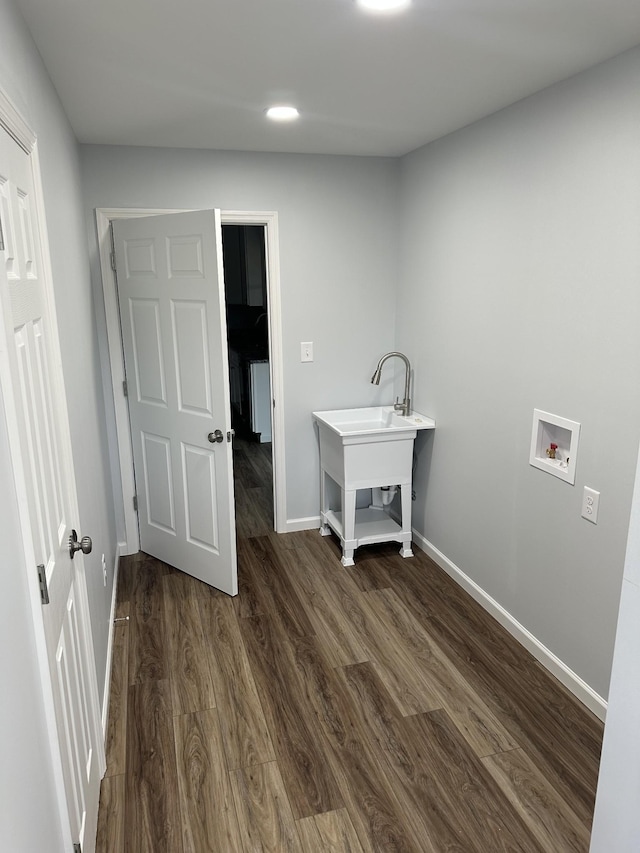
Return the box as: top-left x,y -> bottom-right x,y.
341,488 -> 357,567
399,482 -> 414,559
319,469 -> 331,535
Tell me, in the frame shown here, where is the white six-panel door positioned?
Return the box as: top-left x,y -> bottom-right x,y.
113,210 -> 238,595
0,122 -> 102,851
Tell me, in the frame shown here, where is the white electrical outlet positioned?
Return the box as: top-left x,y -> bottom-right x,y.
101,553 -> 107,586
301,341 -> 313,362
581,487 -> 600,524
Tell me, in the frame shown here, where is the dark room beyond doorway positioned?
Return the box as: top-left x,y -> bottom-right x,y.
222,224 -> 274,536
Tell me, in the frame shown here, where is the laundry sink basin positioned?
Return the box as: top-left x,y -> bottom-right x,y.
313,406 -> 435,439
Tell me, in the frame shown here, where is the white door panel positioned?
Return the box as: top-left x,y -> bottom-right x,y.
129,297 -> 167,405
0,125 -> 102,852
114,210 -> 237,595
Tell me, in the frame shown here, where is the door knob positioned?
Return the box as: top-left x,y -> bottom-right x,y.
69,529 -> 93,559
208,430 -> 224,443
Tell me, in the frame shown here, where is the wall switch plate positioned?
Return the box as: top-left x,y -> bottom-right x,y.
581,487 -> 600,524
301,341 -> 313,362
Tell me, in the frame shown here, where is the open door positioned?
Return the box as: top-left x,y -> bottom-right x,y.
113,210 -> 237,595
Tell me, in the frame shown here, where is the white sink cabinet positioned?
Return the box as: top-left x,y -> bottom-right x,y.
313,407 -> 435,566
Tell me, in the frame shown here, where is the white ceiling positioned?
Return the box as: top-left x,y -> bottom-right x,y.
15,0 -> 640,157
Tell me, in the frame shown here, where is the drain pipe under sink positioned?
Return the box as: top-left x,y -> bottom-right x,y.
371,485 -> 398,508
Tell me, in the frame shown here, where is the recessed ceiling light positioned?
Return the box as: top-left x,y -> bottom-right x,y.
357,0 -> 411,12
265,105 -> 300,122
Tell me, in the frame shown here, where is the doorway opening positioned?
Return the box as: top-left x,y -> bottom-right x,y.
222,224 -> 274,538
96,207 -> 286,559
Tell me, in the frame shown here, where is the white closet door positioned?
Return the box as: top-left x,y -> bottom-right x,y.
0,123 -> 102,853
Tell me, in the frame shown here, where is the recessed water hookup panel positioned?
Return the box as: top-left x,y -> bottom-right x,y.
529,409 -> 580,484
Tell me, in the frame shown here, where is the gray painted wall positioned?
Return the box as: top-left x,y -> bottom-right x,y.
79,145 -> 400,528
0,0 -> 118,847
397,47 -> 640,699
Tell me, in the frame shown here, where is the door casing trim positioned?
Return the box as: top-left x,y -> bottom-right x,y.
96,207 -> 287,554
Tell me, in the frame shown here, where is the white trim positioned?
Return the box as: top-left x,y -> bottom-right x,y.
0,90 -> 105,850
101,543 -> 123,736
412,529 -> 607,720
286,515 -> 321,533
96,207 -> 287,554
0,85 -> 36,152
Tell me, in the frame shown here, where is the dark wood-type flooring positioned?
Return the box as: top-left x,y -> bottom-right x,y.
97,438 -> 603,852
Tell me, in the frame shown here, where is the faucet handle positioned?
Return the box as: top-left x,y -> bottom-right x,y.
393,397 -> 404,412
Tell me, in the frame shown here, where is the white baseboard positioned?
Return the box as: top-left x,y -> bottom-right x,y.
101,542 -> 125,737
412,530 -> 607,721
285,515 -> 321,533
119,541 -> 138,557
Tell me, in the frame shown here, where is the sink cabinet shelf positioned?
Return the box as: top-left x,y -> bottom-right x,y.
323,507 -> 405,547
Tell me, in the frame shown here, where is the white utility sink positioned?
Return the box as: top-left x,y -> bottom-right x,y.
313,406 -> 435,438
313,406 -> 435,566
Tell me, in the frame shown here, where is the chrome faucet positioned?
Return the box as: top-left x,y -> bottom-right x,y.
371,351 -> 411,416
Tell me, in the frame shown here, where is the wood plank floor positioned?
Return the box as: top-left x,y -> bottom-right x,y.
97,439 -> 603,852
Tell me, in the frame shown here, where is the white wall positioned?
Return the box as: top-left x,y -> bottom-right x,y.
79,145 -> 400,528
0,2 -> 119,847
397,47 -> 640,700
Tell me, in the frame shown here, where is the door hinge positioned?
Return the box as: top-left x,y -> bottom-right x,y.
110,251 -> 116,272
37,564 -> 49,605
0,215 -> 5,252
74,843 -> 82,853
123,380 -> 128,397
133,495 -> 138,512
